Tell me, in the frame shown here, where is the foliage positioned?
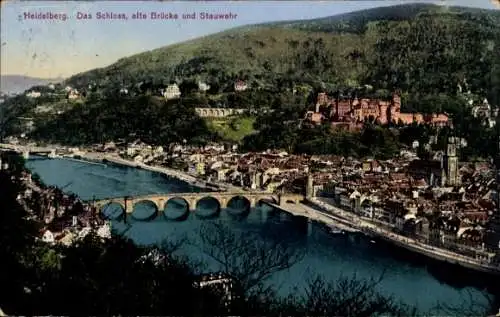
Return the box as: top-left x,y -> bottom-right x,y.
206,116 -> 257,142
2,3 -> 500,160
30,94 -> 218,146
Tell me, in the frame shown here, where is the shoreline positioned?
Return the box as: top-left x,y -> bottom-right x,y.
271,199 -> 500,277
69,152 -> 222,191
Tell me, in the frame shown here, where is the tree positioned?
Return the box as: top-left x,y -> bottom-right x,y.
197,222 -> 304,310
281,273 -> 418,316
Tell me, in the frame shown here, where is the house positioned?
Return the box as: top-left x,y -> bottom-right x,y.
339,189 -> 361,211
164,84 -> 181,99
48,83 -> 55,90
67,89 -> 80,99
234,80 -> 248,92
42,230 -> 55,244
26,90 -> 41,98
198,82 -> 210,92
134,155 -> 144,163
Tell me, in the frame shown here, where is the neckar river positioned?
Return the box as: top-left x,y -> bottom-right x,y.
26,156 -> 495,314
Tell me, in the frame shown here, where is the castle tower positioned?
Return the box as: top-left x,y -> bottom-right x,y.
379,103 -> 389,125
443,137 -> 460,186
392,93 -> 401,111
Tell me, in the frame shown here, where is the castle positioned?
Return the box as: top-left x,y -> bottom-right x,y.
304,92 -> 451,129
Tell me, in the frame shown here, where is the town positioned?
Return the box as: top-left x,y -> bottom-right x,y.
2,2 -> 500,315
2,116 -> 500,273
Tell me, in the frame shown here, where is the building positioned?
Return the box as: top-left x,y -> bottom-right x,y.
234,80 -> 248,92
26,91 -> 41,98
443,137 -> 460,186
164,84 -> 181,99
198,82 -> 210,92
485,137 -> 500,257
67,89 -> 80,99
306,92 -> 451,127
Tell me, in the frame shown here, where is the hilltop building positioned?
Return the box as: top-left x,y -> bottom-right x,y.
164,84 -> 181,99
234,80 -> 248,92
198,82 -> 210,92
305,92 -> 451,128
26,90 -> 41,98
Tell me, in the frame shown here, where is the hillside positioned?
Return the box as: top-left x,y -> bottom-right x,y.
2,3 -> 500,154
1,75 -> 63,95
63,3 -> 500,99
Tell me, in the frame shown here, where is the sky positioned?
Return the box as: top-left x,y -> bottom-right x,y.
1,0 -> 499,79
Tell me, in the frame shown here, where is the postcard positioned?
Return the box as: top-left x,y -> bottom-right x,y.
1,1 -> 500,316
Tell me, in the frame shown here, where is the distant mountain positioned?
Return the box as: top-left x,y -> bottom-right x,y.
0,75 -> 64,95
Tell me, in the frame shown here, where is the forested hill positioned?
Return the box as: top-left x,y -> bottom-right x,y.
64,3 -> 500,101
262,3 -> 500,33
3,3 -> 500,154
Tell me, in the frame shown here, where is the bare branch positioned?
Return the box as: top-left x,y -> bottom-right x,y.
197,221 -> 305,294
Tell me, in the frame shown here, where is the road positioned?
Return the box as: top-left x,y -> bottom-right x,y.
305,198 -> 500,274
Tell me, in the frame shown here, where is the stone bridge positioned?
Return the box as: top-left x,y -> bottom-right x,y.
93,191 -> 304,215
0,143 -> 57,159
195,108 -> 245,118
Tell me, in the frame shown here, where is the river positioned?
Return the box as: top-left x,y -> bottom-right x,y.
26,156 -> 495,314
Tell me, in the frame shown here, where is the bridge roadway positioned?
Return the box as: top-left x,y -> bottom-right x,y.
92,192 -> 304,215
0,143 -> 57,155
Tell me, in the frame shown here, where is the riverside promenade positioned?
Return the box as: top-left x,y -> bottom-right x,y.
276,198 -> 500,276
76,152 -> 240,192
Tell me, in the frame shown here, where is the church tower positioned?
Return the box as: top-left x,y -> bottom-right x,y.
443,137 -> 460,186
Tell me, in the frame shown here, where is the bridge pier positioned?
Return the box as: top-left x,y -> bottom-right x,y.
188,199 -> 197,212
22,151 -> 30,160
307,218 -> 313,236
219,198 -> 228,209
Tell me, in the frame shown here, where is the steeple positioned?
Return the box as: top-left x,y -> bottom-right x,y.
443,136 -> 459,186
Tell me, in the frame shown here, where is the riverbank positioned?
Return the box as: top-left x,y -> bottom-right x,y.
273,198 -> 500,276
70,152 -> 233,192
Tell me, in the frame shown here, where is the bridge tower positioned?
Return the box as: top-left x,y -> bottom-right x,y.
306,173 -> 314,198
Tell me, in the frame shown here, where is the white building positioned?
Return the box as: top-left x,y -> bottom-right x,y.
26,91 -> 41,98
198,82 -> 210,92
164,84 -> 181,99
154,146 -> 164,155
97,223 -> 111,239
48,84 -> 55,90
68,89 -> 80,99
42,230 -> 55,244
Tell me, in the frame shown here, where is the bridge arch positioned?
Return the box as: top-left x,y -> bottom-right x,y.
131,200 -> 158,221
256,196 -> 279,207
195,196 -> 221,218
164,197 -> 190,221
227,195 -> 251,216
